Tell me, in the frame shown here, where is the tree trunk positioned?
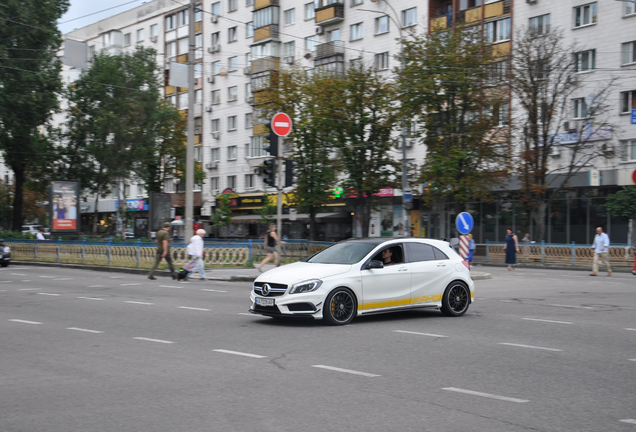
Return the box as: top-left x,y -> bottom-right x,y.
532,200 -> 548,242
308,208 -> 317,241
358,196 -> 371,238
92,192 -> 100,236
11,168 -> 25,231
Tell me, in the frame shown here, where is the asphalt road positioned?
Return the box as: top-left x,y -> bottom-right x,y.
1,264 -> 635,432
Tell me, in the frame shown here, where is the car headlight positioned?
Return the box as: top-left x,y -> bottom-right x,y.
3,247 -> 9,253
289,279 -> 323,294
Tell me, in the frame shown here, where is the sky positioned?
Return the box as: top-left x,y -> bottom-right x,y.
58,0 -> 146,34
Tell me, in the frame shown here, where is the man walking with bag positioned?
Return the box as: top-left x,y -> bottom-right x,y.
186,229 -> 206,281
148,222 -> 177,280
590,226 -> 611,277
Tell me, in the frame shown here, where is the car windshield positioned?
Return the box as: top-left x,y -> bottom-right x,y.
307,242 -> 377,265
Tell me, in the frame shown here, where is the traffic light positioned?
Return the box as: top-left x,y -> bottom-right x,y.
262,159 -> 276,187
284,160 -> 296,187
263,121 -> 279,157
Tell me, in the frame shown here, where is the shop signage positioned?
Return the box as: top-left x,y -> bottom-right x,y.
549,124 -> 612,145
116,198 -> 149,211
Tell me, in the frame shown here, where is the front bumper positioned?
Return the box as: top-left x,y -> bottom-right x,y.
249,291 -> 325,319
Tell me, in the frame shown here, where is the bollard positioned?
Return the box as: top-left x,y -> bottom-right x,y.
248,239 -> 252,263
571,241 -> 576,267
81,238 -> 86,264
136,238 -> 141,268
541,240 -> 545,264
107,239 -> 112,266
485,240 -> 489,263
57,237 -> 61,263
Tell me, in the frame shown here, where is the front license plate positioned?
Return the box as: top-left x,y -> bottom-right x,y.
256,297 -> 275,307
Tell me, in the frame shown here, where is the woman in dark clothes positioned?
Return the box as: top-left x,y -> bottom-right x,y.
503,229 -> 519,271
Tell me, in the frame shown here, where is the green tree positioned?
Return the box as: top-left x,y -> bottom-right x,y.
253,192 -> 276,228
0,0 -> 69,230
56,47 -> 191,235
332,65 -> 399,238
398,25 -> 509,212
606,187 -> 636,244
211,194 -> 233,238
259,67 -> 340,240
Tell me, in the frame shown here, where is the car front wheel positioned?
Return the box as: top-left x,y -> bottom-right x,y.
324,288 -> 357,325
440,281 -> 470,317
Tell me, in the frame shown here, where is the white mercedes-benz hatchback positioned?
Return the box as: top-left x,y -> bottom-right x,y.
250,238 -> 474,325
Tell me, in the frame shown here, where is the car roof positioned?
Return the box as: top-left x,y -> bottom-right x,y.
339,237 -> 450,247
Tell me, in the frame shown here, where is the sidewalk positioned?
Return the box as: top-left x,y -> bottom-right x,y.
12,260 -> 492,281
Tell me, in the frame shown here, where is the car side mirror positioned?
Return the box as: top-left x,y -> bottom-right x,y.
449,238 -> 459,247
365,260 -> 384,270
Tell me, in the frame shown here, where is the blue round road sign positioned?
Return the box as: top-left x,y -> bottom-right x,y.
455,212 -> 474,235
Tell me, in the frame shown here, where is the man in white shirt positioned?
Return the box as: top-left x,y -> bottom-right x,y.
36,229 -> 46,241
186,229 -> 206,281
590,226 -> 611,276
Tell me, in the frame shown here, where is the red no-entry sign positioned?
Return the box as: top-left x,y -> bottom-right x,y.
271,112 -> 292,137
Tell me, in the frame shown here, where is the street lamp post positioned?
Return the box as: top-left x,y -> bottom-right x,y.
360,1 -> 410,237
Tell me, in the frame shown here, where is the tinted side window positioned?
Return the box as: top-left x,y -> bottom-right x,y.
405,242 -> 436,262
432,246 -> 449,260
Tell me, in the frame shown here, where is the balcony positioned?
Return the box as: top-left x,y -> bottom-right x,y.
251,56 -> 280,74
315,2 -> 344,25
254,24 -> 279,43
315,41 -> 344,60
254,0 -> 278,11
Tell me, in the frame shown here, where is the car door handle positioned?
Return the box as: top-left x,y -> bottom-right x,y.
398,267 -> 408,271
437,263 -> 446,267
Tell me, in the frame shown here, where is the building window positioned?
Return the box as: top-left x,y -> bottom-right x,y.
351,0 -> 362,5
245,174 -> 255,189
574,50 -> 595,72
137,184 -> 145,197
625,1 -> 636,16
486,60 -> 509,85
249,136 -> 265,157
124,33 -> 131,46
211,148 -> 220,161
195,89 -> 202,104
375,16 -> 389,35
284,41 -> 295,57
177,9 -> 189,27
622,41 -> 636,65
211,1 -> 221,16
228,86 -> 238,101
194,146 -> 202,162
194,63 -> 202,78
621,90 -> 636,114
228,56 -> 238,71
459,0 -> 482,11
211,89 -> 221,104
211,32 -> 220,47
211,118 -> 220,132
165,178 -> 175,193
574,3 -> 597,28
228,0 -> 237,12
167,95 -> 176,106
305,2 -> 315,20
229,27 -> 238,42
136,28 -> 145,43
228,115 -> 237,130
305,35 -> 317,51
178,37 -> 188,55
529,14 -> 550,35
493,102 -> 510,126
485,17 -> 511,43
284,8 -> 295,25
374,52 -> 389,70
212,60 -> 221,75
246,21 -> 254,37
227,176 -> 236,189
246,82 -> 252,97
228,146 -> 238,160
166,15 -> 175,31
573,98 -> 588,119
150,24 -> 158,38
245,113 -> 253,128
622,140 -> 636,161
246,0 -> 254,6
350,23 -> 364,41
402,7 -> 417,28
210,177 -> 219,192
178,92 -> 188,109
328,28 -> 340,42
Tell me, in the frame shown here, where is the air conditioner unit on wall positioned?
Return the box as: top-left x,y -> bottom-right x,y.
526,0 -> 537,4
149,36 -> 158,43
205,106 -> 212,112
549,146 -> 561,157
315,26 -> 324,35
212,131 -> 220,139
207,76 -> 215,83
284,56 -> 294,65
205,161 -> 218,169
243,67 -> 251,75
211,14 -> 219,23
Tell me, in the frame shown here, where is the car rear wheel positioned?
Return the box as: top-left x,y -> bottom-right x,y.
324,288 -> 357,325
440,281 -> 470,317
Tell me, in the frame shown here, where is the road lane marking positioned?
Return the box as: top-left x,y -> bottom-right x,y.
442,387 -> 528,403
110,276 -> 123,279
11,273 -> 26,276
67,327 -> 103,334
54,278 -> 73,281
549,304 -> 594,310
125,301 -> 153,305
213,349 -> 266,358
179,306 -> 210,311
37,293 -> 61,296
625,328 -> 636,331
238,313 -> 252,316
133,337 -> 174,344
619,419 -> 636,425
120,283 -> 141,286
312,365 -> 380,377
0,281 -> 13,283
9,319 -> 42,325
21,280 -> 31,282
522,318 -> 572,325
499,343 -> 562,352
19,288 -> 38,291
629,359 -> 636,362
77,297 -> 104,301
39,276 -> 55,278
88,285 -> 105,288
394,330 -> 448,338
160,285 -> 183,289
201,289 -> 227,293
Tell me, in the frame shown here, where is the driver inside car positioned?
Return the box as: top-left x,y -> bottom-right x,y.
381,248 -> 395,265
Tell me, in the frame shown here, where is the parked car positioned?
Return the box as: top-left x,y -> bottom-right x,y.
0,239 -> 10,267
21,225 -> 43,235
250,237 -> 474,325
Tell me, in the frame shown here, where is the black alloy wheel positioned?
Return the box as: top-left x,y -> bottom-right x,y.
440,282 -> 470,317
324,288 -> 357,325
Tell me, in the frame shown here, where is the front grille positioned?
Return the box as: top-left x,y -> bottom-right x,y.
287,303 -> 316,312
253,304 -> 281,314
253,281 -> 288,297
